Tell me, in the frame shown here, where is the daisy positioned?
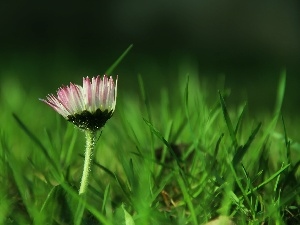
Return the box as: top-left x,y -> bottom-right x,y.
40,75 -> 118,194
40,75 -> 117,131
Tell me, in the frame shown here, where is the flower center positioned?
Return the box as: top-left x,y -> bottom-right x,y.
67,109 -> 114,131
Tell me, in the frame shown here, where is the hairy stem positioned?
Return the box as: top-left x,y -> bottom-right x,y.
79,130 -> 96,195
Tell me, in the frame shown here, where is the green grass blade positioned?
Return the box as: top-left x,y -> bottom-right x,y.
219,90 -> 238,149
246,164 -> 290,195
138,74 -> 155,158
92,158 -> 116,179
232,122 -> 262,167
251,71 -> 287,167
143,118 -> 181,167
122,204 -> 135,225
234,102 -> 247,135
138,74 -> 153,125
105,44 -> 133,75
128,158 -> 135,188
184,75 -> 190,117
6,152 -> 32,219
170,114 -> 190,144
214,133 -> 224,156
74,196 -> 85,225
40,186 -> 57,213
64,127 -> 78,166
102,184 -> 111,214
12,113 -> 62,180
274,70 -> 286,115
151,171 -> 174,202
176,173 -> 198,225
280,161 -> 300,190
228,162 -> 255,215
43,128 -> 60,164
281,115 -> 291,160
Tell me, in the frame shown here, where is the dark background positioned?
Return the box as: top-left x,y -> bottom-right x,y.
1,0 -> 300,114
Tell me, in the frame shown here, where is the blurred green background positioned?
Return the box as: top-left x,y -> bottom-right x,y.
1,0 -> 299,115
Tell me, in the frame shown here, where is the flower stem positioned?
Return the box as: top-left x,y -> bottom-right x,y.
79,130 -> 96,195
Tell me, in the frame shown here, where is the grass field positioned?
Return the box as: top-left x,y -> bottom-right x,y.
0,49 -> 299,225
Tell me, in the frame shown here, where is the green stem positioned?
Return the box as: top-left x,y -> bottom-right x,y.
79,130 -> 96,195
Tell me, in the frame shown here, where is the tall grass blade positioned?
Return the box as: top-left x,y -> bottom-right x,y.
228,162 -> 255,215
40,186 -> 57,213
234,102 -> 247,135
92,157 -> 116,179
176,173 -> 198,225
138,74 -> 155,160
184,75 -> 189,117
232,122 -> 262,167
274,70 -> 286,115
219,91 -> 238,149
281,115 -> 291,160
102,184 -> 111,214
105,44 -> 133,75
250,72 -> 286,165
138,74 -> 153,125
214,133 -> 224,156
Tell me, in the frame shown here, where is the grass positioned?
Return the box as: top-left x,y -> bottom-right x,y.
0,51 -> 300,225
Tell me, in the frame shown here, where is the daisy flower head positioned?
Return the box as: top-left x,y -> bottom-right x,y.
41,75 -> 118,131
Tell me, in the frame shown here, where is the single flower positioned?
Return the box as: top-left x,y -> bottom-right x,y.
40,74 -> 118,195
40,75 -> 118,131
